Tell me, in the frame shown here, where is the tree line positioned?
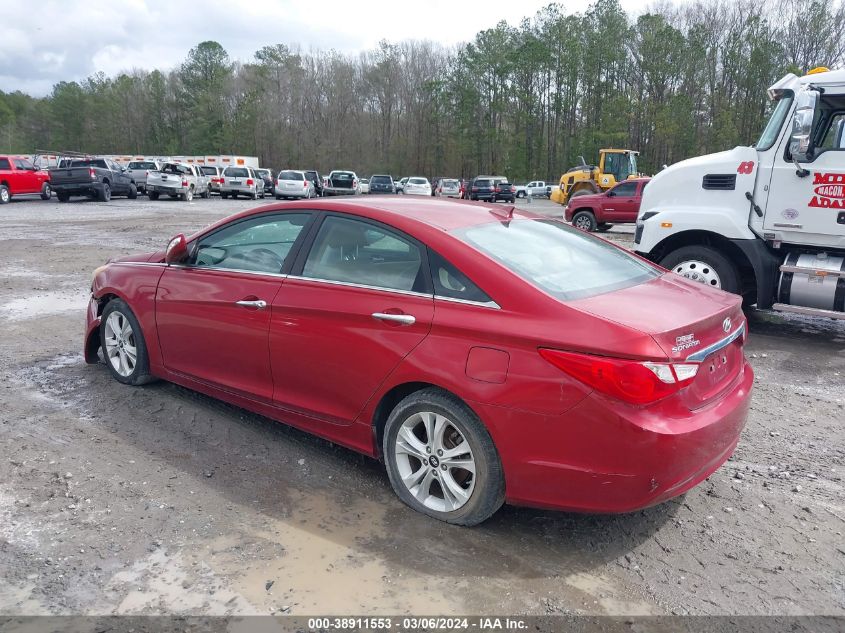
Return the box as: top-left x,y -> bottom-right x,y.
1,0 -> 843,181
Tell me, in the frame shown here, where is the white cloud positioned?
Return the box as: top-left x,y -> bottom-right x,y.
0,0 -> 686,96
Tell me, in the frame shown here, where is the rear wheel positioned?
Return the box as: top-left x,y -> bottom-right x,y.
127,183 -> 138,199
572,210 -> 597,231
660,245 -> 740,293
383,388 -> 504,526
99,299 -> 156,386
98,183 -> 111,202
56,191 -> 69,202
181,187 -> 193,202
40,183 -> 52,200
0,185 -> 10,204
148,191 -> 160,201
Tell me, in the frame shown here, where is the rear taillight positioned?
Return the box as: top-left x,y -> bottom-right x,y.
274,178 -> 278,186
539,348 -> 698,405
89,168 -> 96,180
181,179 -> 188,187
303,180 -> 307,187
352,180 -> 357,188
246,179 -> 254,186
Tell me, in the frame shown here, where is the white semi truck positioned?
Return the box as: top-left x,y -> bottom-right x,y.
635,67 -> 845,320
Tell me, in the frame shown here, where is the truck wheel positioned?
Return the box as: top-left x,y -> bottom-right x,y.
517,191 -> 526,198
148,191 -> 159,201
127,183 -> 138,199
99,183 -> 111,202
660,246 -> 740,294
40,183 -> 52,200
56,191 -> 69,203
181,187 -> 193,202
0,185 -> 10,204
572,211 -> 597,231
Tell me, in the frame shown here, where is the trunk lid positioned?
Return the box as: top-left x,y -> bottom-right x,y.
570,273 -> 746,406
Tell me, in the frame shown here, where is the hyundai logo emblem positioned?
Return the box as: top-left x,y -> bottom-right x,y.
723,317 -> 732,333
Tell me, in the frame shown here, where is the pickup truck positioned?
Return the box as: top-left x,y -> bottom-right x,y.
322,170 -> 360,196
126,160 -> 161,194
50,157 -> 138,202
0,155 -> 52,203
564,177 -> 650,231
146,163 -> 210,201
514,181 -> 550,198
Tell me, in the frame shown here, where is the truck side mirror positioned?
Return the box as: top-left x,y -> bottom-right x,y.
789,88 -> 819,162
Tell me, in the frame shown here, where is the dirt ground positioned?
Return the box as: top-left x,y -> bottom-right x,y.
0,194 -> 843,617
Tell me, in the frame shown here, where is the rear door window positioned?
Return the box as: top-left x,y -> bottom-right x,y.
456,219 -> 659,300
0,158 -> 10,170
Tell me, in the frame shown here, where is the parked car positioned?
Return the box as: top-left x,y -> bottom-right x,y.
467,177 -> 494,201
146,163 -> 210,202
494,181 -> 516,203
435,178 -> 461,198
359,178 -> 370,194
429,177 -> 447,196
514,181 -> 551,198
565,177 -> 651,232
275,170 -> 315,199
220,166 -> 265,200
403,177 -> 432,196
396,177 -> 409,193
256,168 -> 275,195
85,197 -> 752,526
0,155 -> 52,203
368,174 -> 396,194
50,157 -> 137,202
126,160 -> 161,194
200,165 -> 224,194
322,170 -> 360,196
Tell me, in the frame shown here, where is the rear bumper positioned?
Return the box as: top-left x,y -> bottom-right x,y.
475,359 -> 754,513
323,188 -> 358,196
52,183 -> 100,196
147,184 -> 187,194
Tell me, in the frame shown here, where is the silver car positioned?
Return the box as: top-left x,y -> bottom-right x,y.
199,165 -> 223,194
126,160 -> 160,194
436,178 -> 461,197
275,170 -> 315,199
220,166 -> 265,200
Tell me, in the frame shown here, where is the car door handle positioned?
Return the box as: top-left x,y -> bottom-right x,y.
236,299 -> 267,309
372,312 -> 415,325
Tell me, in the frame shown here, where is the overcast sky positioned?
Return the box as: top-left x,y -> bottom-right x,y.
1,0 -> 677,97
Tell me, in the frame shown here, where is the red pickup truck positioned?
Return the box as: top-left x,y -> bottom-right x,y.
564,177 -> 650,232
0,155 -> 52,204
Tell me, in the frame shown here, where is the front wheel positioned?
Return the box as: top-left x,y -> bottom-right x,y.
660,245 -> 740,293
127,183 -> 138,199
40,183 -> 52,200
99,299 -> 156,386
0,185 -> 10,204
571,210 -> 597,231
383,388 -> 504,526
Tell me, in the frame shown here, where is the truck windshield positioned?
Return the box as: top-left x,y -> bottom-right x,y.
756,92 -> 794,151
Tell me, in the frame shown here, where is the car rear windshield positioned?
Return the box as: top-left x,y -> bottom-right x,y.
443,180 -> 459,186
474,179 -> 491,187
129,161 -> 157,170
279,170 -> 303,180
455,219 -> 659,301
224,167 -> 248,177
371,175 -> 392,184
409,178 -> 428,185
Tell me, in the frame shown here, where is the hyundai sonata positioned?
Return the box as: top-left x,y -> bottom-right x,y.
85,197 -> 752,525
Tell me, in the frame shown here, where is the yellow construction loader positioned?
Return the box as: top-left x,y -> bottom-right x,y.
551,149 -> 642,205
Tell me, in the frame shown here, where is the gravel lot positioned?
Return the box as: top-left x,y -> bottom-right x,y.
0,194 -> 843,616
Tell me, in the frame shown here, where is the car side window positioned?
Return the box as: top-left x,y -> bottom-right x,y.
192,213 -> 311,274
429,250 -> 492,304
0,158 -> 11,170
302,216 -> 426,293
613,182 -> 637,197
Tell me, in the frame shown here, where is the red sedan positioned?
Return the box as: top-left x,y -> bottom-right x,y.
85,197 -> 752,525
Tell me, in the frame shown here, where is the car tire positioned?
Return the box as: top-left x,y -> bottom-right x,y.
250,191 -> 257,200
148,191 -> 159,201
383,388 -> 505,526
181,187 -> 193,202
0,185 -> 10,204
659,245 -> 741,294
517,191 -> 525,198
99,183 -> 111,202
40,183 -> 52,200
572,211 -> 597,232
56,191 -> 69,203
127,183 -> 138,199
200,188 -> 209,199
99,299 -> 156,386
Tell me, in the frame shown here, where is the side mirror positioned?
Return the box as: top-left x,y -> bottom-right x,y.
789,88 -> 819,162
165,234 -> 188,264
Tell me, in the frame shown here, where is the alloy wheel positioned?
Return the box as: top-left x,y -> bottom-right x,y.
103,311 -> 137,377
